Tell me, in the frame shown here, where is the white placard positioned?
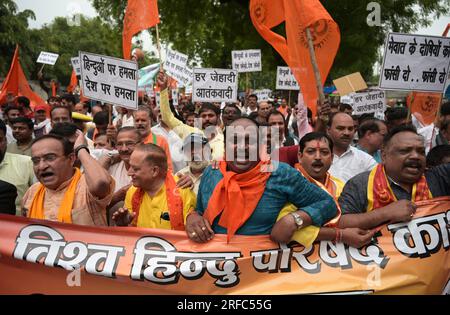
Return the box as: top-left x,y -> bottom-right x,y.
351,90 -> 386,115
232,49 -> 262,73
172,89 -> 179,106
80,51 -> 138,110
37,51 -> 59,65
145,87 -> 154,98
276,66 -> 300,90
185,86 -> 193,95
253,89 -> 272,101
192,68 -> 238,103
164,49 -> 192,85
71,57 -> 81,76
379,33 -> 450,92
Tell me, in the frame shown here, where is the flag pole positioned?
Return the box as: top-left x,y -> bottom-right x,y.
155,24 -> 162,69
305,27 -> 325,107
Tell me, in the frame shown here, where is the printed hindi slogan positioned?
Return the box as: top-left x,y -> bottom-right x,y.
379,33 -> 450,92
71,57 -> 81,76
253,89 -> 272,101
164,48 -> 193,86
192,68 -> 238,103
351,90 -> 386,115
37,51 -> 59,65
232,49 -> 262,73
276,66 -> 300,90
80,51 -> 138,110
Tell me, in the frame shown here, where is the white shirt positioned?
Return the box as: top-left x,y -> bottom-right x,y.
109,160 -> 131,193
151,123 -> 186,173
113,113 -> 134,127
244,107 -> 258,116
417,123 -> 439,154
329,146 -> 377,183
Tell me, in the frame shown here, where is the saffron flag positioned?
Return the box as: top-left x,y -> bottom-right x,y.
0,45 -> 47,109
66,69 -> 78,93
122,0 -> 160,59
407,92 -> 442,126
250,0 -> 340,116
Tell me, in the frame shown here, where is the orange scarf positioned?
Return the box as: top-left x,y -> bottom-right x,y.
203,160 -> 271,242
28,168 -> 82,223
367,164 -> 432,211
131,174 -> 184,230
295,163 -> 341,227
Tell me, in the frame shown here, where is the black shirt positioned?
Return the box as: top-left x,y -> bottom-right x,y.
338,163 -> 450,214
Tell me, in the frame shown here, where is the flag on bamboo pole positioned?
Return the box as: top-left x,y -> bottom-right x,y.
66,69 -> 78,93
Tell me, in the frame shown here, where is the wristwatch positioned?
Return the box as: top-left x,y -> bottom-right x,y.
290,212 -> 304,230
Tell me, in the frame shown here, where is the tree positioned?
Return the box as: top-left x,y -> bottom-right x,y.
91,0 -> 449,89
0,0 -> 35,78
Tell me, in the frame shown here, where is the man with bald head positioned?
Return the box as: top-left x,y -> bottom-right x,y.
111,143 -> 196,229
327,112 -> 377,182
338,125 -> 450,229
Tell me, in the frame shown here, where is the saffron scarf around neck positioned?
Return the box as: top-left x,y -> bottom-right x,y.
131,174 -> 184,230
203,160 -> 272,242
28,168 -> 82,223
367,164 -> 432,211
294,163 -> 341,227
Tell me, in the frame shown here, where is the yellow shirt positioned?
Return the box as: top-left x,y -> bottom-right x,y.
276,176 -> 343,247
124,179 -> 196,229
160,89 -> 224,160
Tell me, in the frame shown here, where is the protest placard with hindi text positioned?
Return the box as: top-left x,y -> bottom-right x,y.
379,33 -> 450,92
253,89 -> 272,101
276,66 -> 300,90
351,90 -> 386,115
37,51 -> 59,65
172,89 -> 179,106
232,49 -> 262,73
164,49 -> 192,85
80,51 -> 138,110
71,57 -> 81,76
192,68 -> 238,103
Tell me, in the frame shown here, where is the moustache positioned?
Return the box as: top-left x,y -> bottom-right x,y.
311,161 -> 324,168
403,160 -> 422,168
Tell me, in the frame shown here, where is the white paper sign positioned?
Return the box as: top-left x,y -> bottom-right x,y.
253,89 -> 272,101
164,49 -> 192,85
379,33 -> 450,92
192,68 -> 238,103
145,87 -> 154,98
172,89 -> 179,106
37,51 -> 59,65
71,57 -> 81,76
232,49 -> 262,73
80,51 -> 138,110
351,90 -> 386,115
276,66 -> 300,90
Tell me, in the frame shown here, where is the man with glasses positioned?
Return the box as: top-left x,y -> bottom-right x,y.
22,132 -> 115,226
221,104 -> 242,127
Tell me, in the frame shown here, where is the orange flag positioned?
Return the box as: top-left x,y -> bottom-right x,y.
407,92 -> 442,126
122,0 -> 160,59
250,0 -> 340,116
0,45 -> 47,110
66,69 -> 78,93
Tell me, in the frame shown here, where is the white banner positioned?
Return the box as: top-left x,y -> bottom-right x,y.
145,87 -> 154,98
172,89 -> 179,106
351,90 -> 386,115
80,51 -> 138,110
37,51 -> 59,65
155,91 -> 161,107
276,66 -> 300,90
192,68 -> 238,103
164,49 -> 192,85
379,33 -> 450,92
71,57 -> 81,76
253,89 -> 272,101
232,49 -> 262,73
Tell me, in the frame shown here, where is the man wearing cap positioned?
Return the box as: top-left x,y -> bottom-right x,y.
157,71 -> 225,161
33,104 -> 51,138
176,133 -> 212,195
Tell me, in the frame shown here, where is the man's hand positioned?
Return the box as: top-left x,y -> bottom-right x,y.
382,200 -> 417,224
186,211 -> 214,243
74,129 -> 87,149
176,173 -> 194,189
156,70 -> 169,91
341,228 -> 375,248
317,100 -> 331,122
111,207 -> 136,226
106,124 -> 117,144
270,213 -> 297,243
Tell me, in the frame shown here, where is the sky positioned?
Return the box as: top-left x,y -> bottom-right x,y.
15,0 -> 450,56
